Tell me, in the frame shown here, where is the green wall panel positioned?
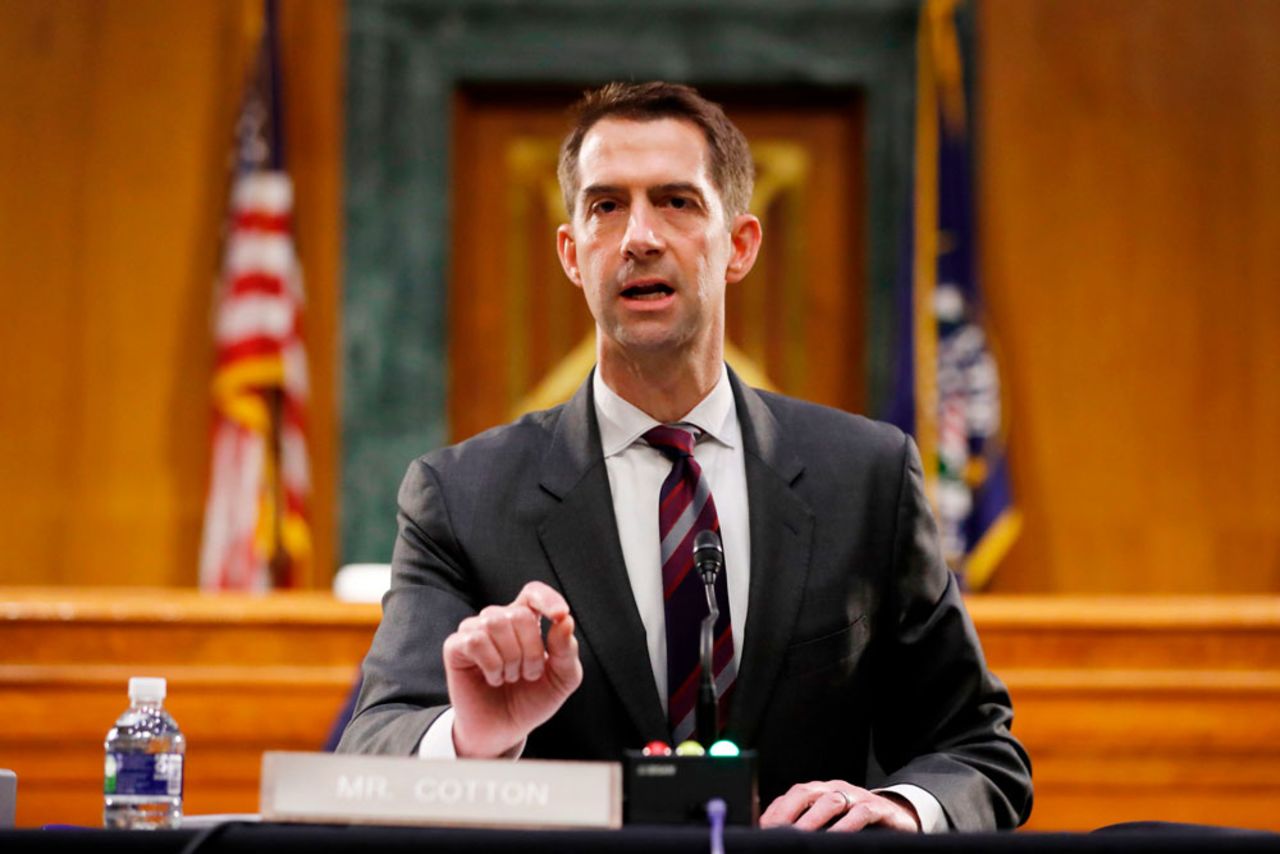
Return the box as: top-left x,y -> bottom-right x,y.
343,0 -> 919,563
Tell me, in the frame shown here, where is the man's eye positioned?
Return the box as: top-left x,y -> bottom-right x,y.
668,197 -> 688,210
592,200 -> 619,215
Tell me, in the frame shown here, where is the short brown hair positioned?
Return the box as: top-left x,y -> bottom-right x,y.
557,81 -> 755,222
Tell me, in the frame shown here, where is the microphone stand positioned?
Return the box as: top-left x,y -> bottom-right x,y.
693,531 -> 723,744
623,528 -> 757,826
696,577 -> 719,743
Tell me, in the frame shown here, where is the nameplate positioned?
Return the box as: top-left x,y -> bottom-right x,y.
260,751 -> 622,830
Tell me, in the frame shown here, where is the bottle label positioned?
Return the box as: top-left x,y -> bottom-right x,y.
104,752 -> 184,797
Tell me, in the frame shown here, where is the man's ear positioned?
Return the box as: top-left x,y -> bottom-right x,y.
725,214 -> 762,284
556,224 -> 583,288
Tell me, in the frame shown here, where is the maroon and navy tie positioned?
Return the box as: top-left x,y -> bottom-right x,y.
643,424 -> 735,743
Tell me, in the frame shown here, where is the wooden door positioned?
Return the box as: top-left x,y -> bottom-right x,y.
448,87 -> 866,441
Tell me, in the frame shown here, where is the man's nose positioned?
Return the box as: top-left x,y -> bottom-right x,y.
621,202 -> 665,259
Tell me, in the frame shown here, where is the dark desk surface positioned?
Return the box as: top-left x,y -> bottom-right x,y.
1,823 -> 1278,854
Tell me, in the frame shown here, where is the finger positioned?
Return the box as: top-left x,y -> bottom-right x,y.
507,604 -> 546,680
545,613 -> 577,662
445,627 -> 505,687
829,801 -> 878,833
441,619 -> 481,667
478,606 -> 523,683
862,794 -> 921,833
760,783 -> 821,827
793,791 -> 852,831
514,581 -> 570,622
453,614 -> 485,636
544,614 -> 581,683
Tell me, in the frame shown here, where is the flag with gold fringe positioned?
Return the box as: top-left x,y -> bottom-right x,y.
887,0 -> 1020,590
199,0 -> 311,590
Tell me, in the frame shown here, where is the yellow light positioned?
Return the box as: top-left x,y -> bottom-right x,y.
674,740 -> 706,757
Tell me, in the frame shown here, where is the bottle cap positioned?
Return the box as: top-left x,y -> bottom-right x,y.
128,677 -> 167,702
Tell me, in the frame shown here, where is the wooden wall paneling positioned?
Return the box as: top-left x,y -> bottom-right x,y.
277,0 -> 345,587
447,93 -> 588,442
0,0 -> 95,586
729,104 -> 867,415
0,0 -> 343,587
978,0 -> 1280,592
0,0 -> 244,587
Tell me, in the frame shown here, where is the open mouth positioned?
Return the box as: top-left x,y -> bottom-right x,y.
621,281 -> 674,300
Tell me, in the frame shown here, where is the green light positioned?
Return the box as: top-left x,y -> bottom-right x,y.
708,739 -> 740,758
674,740 -> 706,756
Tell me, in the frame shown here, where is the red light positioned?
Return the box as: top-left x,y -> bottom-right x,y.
642,740 -> 673,756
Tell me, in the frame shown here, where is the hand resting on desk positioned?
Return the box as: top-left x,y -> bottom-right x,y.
760,781 -> 921,833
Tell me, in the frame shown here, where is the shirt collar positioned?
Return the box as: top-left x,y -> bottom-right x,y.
593,364 -> 740,458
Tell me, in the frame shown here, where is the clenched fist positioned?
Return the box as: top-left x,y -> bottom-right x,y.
442,581 -> 583,758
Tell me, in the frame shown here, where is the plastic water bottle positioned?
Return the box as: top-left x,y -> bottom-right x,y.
103,677 -> 185,829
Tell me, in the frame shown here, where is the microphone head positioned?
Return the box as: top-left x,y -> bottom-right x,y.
693,529 -> 724,584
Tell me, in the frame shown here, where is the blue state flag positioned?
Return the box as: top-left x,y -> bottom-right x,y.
887,0 -> 1020,590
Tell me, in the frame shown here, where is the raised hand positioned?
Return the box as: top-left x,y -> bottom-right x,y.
442,581 -> 583,758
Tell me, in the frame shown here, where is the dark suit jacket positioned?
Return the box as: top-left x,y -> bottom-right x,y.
338,370 -> 1033,830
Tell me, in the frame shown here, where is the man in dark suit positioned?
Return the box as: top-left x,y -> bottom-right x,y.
339,81 -> 1032,832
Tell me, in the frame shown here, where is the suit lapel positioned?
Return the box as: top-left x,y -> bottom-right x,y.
536,375 -> 668,742
726,372 -> 815,747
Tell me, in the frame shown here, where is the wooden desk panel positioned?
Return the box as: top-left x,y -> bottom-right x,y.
0,589 -> 379,827
2,590 -> 1279,831
968,596 -> 1280,832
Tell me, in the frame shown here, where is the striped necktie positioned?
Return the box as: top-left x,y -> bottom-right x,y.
643,424 -> 735,743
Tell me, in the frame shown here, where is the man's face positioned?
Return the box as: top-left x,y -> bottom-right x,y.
557,117 -> 757,360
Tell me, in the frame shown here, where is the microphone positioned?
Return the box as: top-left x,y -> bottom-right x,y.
692,530 -> 724,743
693,530 -> 724,586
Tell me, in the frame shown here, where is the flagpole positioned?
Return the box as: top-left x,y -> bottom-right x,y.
913,1 -> 942,510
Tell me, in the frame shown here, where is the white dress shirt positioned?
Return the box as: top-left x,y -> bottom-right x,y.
592,365 -> 750,708
415,366 -> 944,832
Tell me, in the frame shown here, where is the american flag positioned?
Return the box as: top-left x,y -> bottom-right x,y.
199,0 -> 311,590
